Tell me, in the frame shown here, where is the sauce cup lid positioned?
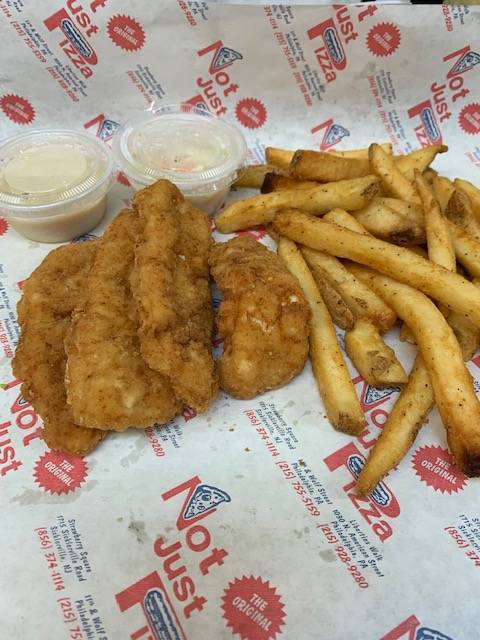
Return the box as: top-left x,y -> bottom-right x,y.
0,128 -> 114,214
112,103 -> 247,189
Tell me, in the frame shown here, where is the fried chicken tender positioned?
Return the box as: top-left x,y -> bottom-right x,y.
132,180 -> 218,413
65,209 -> 182,430
210,237 -> 311,399
12,242 -> 103,455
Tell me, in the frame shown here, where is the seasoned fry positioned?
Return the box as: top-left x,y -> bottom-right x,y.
215,175 -> 380,233
301,246 -> 396,332
369,143 -> 420,203
272,211 -> 480,325
380,198 -> 424,224
278,237 -> 365,435
353,201 -> 424,245
455,178 -> 480,223
347,265 -> 480,476
415,170 -> 455,270
432,175 -> 455,213
448,312 -> 480,361
399,323 -> 416,345
448,220 -> 480,278
234,164 -> 278,189
290,150 -> 370,182
423,168 -> 438,185
446,189 -> 480,240
356,355 -> 434,495
265,147 -> 294,170
310,273 -> 355,331
330,143 -> 393,159
345,318 -> 408,386
395,145 -> 448,182
261,173 -> 318,194
324,208 -> 370,234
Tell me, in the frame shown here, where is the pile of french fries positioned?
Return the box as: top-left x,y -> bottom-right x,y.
225,142 -> 480,495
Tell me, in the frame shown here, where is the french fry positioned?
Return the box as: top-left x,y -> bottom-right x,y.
446,189 -> 480,240
290,150 -> 370,182
309,272 -> 355,331
432,175 -> 455,213
448,220 -> 480,279
423,168 -> 438,185
233,165 -> 278,189
415,170 -> 455,270
395,145 -> 448,182
448,312 -> 480,361
356,355 -> 434,495
454,178 -> 480,224
346,264 -> 480,476
277,237 -> 365,435
215,176 -> 380,233
272,211 -> 480,326
369,143 -> 420,203
399,323 -> 416,345
265,147 -> 294,170
301,246 -> 396,333
264,144 -> 392,168
324,208 -> 369,234
261,173 -> 318,194
352,201 -> 425,245
381,198 -> 424,224
345,318 -> 408,386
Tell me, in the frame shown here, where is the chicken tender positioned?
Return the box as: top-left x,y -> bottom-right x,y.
65,209 -> 182,430
210,237 -> 311,399
12,242 -> 103,455
132,180 -> 218,413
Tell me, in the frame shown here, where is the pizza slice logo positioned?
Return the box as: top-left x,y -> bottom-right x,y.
323,123 -> 350,147
347,453 -> 397,510
182,95 -> 210,113
183,484 -> 231,520
362,384 -> 400,410
211,46 -> 243,72
448,50 -> 480,77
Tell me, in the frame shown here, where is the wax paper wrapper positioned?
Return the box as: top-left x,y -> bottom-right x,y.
1,3 -> 480,639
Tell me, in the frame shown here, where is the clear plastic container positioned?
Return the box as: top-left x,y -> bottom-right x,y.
112,103 -> 247,216
0,129 -> 115,243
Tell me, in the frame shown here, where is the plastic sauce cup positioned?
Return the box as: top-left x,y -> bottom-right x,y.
0,129 -> 115,243
112,103 -> 247,216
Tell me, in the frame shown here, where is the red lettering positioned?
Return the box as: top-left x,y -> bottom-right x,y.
186,525 -> 211,553
380,614 -> 420,640
161,476 -> 216,531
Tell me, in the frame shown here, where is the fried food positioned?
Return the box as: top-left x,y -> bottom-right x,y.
12,242 -> 103,455
65,209 -> 182,430
369,143 -> 419,203
210,237 -> 310,399
132,180 -> 217,413
278,237 -> 365,435
290,150 -> 370,182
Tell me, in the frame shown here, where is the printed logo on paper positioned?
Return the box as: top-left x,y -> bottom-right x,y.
366,23 -> 401,57
183,483 -> 231,520
210,46 -> 243,72
408,99 -> 443,147
447,50 -> 480,77
0,94 -> 35,125
412,445 -> 467,494
196,40 -> 244,117
107,14 -> 145,52
311,119 -> 350,151
0,218 -> 9,236
360,384 -> 400,412
182,95 -> 210,113
221,576 -> 286,640
115,476 -> 232,636
381,614 -> 454,640
458,103 -> 480,135
84,113 -> 120,141
235,227 -> 268,241
34,451 -> 88,495
235,98 -> 267,130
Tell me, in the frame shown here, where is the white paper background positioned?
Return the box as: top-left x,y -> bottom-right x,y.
1,3 -> 480,640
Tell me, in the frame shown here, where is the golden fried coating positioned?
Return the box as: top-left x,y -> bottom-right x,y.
209,237 -> 311,399
12,242 -> 103,455
65,209 -> 182,430
132,180 -> 218,413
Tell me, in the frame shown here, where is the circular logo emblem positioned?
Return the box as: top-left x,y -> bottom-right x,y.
366,23 -> 401,57
458,103 -> 480,135
34,451 -> 88,495
222,575 -> 286,639
235,98 -> 267,130
107,14 -> 145,52
0,218 -> 9,236
412,444 -> 467,494
0,94 -> 35,125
